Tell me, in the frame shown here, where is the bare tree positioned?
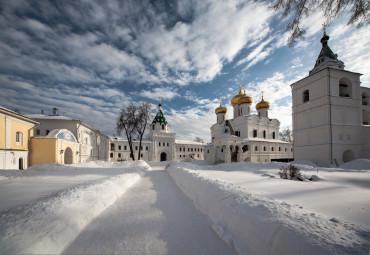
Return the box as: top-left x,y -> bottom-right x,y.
280,128 -> 293,142
135,102 -> 152,160
116,103 -> 137,160
194,137 -> 204,143
271,0 -> 370,46
116,102 -> 152,161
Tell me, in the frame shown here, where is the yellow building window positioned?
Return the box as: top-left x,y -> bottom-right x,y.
16,131 -> 23,145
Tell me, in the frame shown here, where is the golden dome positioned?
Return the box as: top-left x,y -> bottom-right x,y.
215,106 -> 227,114
256,95 -> 270,110
231,84 -> 244,106
215,98 -> 227,114
238,90 -> 253,104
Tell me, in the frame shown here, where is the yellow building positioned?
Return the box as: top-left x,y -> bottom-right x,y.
30,129 -> 79,166
0,106 -> 39,170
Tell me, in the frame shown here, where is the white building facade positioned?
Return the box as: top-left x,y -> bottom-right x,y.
205,89 -> 293,163
291,30 -> 370,166
110,103 -> 205,162
27,108 -> 110,163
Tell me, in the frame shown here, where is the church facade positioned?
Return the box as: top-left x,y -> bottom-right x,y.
291,29 -> 370,166
205,88 -> 293,163
110,103 -> 205,162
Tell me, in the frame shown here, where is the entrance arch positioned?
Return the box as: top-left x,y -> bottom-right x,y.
19,158 -> 23,170
160,152 -> 167,162
342,150 -> 354,163
64,147 -> 73,164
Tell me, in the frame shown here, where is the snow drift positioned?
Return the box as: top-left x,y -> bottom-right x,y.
0,162 -> 147,254
168,162 -> 370,255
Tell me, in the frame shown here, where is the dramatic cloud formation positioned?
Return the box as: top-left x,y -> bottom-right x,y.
0,0 -> 369,141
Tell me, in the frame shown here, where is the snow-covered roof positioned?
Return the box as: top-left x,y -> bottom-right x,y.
25,114 -> 75,120
242,138 -> 291,144
37,129 -> 77,142
175,140 -> 204,145
0,106 -> 39,124
109,136 -> 152,143
216,134 -> 239,139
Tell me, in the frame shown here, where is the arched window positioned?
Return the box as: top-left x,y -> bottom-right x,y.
303,90 -> 309,103
279,147 -> 281,151
162,124 -> 165,130
242,145 -> 249,152
152,124 -> 155,130
362,93 -> 368,106
255,146 -> 258,151
253,129 -> 257,138
272,132 -> 276,139
339,78 -> 352,98
263,130 -> 266,139
271,147 -> 274,151
263,146 -> 266,151
363,110 -> 369,125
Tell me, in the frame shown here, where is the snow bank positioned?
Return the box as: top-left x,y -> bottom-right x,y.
340,159 -> 370,170
168,162 -> 369,255
0,171 -> 144,254
73,160 -> 151,169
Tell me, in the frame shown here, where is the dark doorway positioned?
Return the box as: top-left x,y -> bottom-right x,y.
160,152 -> 167,162
64,147 -> 73,164
19,158 -> 24,170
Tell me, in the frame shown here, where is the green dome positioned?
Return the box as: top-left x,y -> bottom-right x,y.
152,104 -> 168,125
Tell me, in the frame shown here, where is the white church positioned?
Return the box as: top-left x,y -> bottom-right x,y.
291,28 -> 370,166
204,87 -> 293,163
110,103 -> 205,162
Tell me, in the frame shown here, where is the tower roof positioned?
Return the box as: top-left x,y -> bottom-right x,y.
215,98 -> 227,114
309,28 -> 344,75
152,103 -> 168,125
256,93 -> 270,110
231,83 -> 244,106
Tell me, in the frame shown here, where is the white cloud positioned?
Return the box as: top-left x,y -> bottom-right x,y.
134,87 -> 180,101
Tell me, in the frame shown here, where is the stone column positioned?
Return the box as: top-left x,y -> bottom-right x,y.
224,145 -> 231,163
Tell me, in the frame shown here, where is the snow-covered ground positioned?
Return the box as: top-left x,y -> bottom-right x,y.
0,159 -> 369,254
168,160 -> 370,254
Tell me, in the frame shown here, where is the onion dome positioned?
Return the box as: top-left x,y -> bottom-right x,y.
256,94 -> 270,110
238,89 -> 253,104
231,84 -> 244,106
215,98 -> 227,114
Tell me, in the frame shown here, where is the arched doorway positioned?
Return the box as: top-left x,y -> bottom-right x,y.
342,150 -> 354,163
64,147 -> 73,164
19,158 -> 23,170
160,152 -> 167,162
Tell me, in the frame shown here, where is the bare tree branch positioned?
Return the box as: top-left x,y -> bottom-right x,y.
271,0 -> 370,46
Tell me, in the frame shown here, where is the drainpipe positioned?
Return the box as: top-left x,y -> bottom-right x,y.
328,68 -> 333,165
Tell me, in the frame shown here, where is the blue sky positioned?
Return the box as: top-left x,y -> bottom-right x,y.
1,0 -> 369,142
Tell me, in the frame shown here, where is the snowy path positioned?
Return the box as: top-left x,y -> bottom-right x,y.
62,165 -> 236,255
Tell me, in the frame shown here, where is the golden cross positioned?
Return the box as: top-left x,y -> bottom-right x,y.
219,97 -> 222,105
238,81 -> 242,91
262,91 -> 264,100
322,23 -> 327,36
